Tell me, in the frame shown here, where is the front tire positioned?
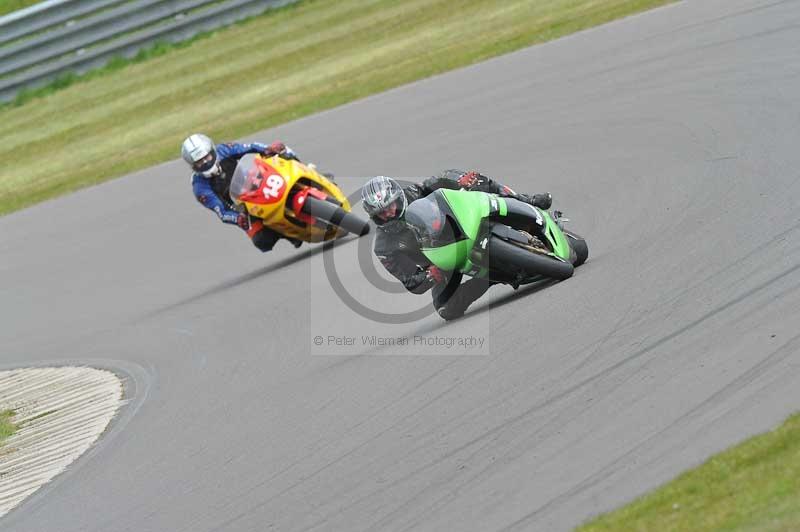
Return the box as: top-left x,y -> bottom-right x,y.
487,235 -> 574,281
564,231 -> 588,267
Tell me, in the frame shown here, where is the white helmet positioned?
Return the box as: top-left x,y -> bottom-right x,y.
181,134 -> 220,177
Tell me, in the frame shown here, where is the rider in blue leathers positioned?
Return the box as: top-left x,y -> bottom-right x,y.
182,133 -> 301,251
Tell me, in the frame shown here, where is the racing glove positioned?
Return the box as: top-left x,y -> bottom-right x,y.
266,141 -> 299,161
457,171 -> 480,188
426,266 -> 445,284
267,141 -> 286,155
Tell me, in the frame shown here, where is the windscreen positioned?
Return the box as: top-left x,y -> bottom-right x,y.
229,153 -> 261,203
404,195 -> 448,247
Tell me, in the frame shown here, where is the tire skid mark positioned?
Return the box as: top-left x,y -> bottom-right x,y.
311,263 -> 800,530
576,15 -> 800,83
558,221 -> 800,381
544,275 -> 800,464
519,274 -> 800,473
201,357 -> 483,532
614,221 -> 800,334
115,357 -> 472,532
223,229 -> 800,531
586,0 -> 795,62
289,359 -> 523,532
565,300 -> 637,378
501,330 -> 800,531
640,361 -> 800,476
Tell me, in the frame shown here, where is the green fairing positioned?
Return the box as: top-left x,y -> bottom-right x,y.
540,210 -> 571,260
440,189 -> 491,240
417,189 -> 571,275
419,189 -> 491,271
421,241 -> 466,271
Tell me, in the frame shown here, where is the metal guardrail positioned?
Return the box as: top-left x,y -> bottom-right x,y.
0,0 -> 127,47
0,0 -> 294,102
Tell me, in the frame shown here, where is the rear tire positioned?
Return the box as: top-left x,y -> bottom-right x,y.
303,196 -> 371,236
487,235 -> 574,280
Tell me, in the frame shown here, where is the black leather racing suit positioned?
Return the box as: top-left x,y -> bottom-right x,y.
373,170 -> 540,320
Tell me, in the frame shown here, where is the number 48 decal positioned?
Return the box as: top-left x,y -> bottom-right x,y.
263,174 -> 285,199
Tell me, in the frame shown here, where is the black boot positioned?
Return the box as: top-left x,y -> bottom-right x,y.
434,278 -> 494,320
516,193 -> 552,210
531,193 -> 552,210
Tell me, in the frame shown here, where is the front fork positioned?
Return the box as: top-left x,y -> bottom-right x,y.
551,209 -> 569,230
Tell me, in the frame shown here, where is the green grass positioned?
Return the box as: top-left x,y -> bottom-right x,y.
578,412 -> 800,532
9,37 -> 212,107
0,0 -> 41,18
0,410 -> 18,446
0,0 -> 673,216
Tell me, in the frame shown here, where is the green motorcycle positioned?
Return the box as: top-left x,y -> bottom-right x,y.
404,189 -> 588,287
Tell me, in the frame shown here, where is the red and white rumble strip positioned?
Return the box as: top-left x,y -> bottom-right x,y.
0,367 -> 123,518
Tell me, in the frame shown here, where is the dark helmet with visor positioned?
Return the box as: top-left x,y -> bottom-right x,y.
361,176 -> 408,228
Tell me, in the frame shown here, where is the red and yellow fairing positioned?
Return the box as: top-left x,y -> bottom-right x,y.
231,155 -> 351,242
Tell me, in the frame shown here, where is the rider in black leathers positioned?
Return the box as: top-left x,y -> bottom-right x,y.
362,170 -> 552,320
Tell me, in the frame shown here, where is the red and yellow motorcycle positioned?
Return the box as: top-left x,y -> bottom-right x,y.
229,153 -> 370,242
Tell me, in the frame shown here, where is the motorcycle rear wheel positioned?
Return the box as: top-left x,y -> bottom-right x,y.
487,235 -> 574,281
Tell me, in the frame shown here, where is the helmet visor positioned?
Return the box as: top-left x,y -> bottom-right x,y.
375,199 -> 400,221
192,150 -> 217,173
372,194 -> 407,225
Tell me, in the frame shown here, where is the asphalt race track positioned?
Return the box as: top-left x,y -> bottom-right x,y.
2,1 -> 800,530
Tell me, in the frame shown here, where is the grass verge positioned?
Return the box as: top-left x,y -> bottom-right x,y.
578,412 -> 800,532
0,410 -> 18,446
0,0 -> 41,18
0,0 -> 674,216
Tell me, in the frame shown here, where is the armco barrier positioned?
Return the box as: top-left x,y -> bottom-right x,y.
0,0 -> 294,102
